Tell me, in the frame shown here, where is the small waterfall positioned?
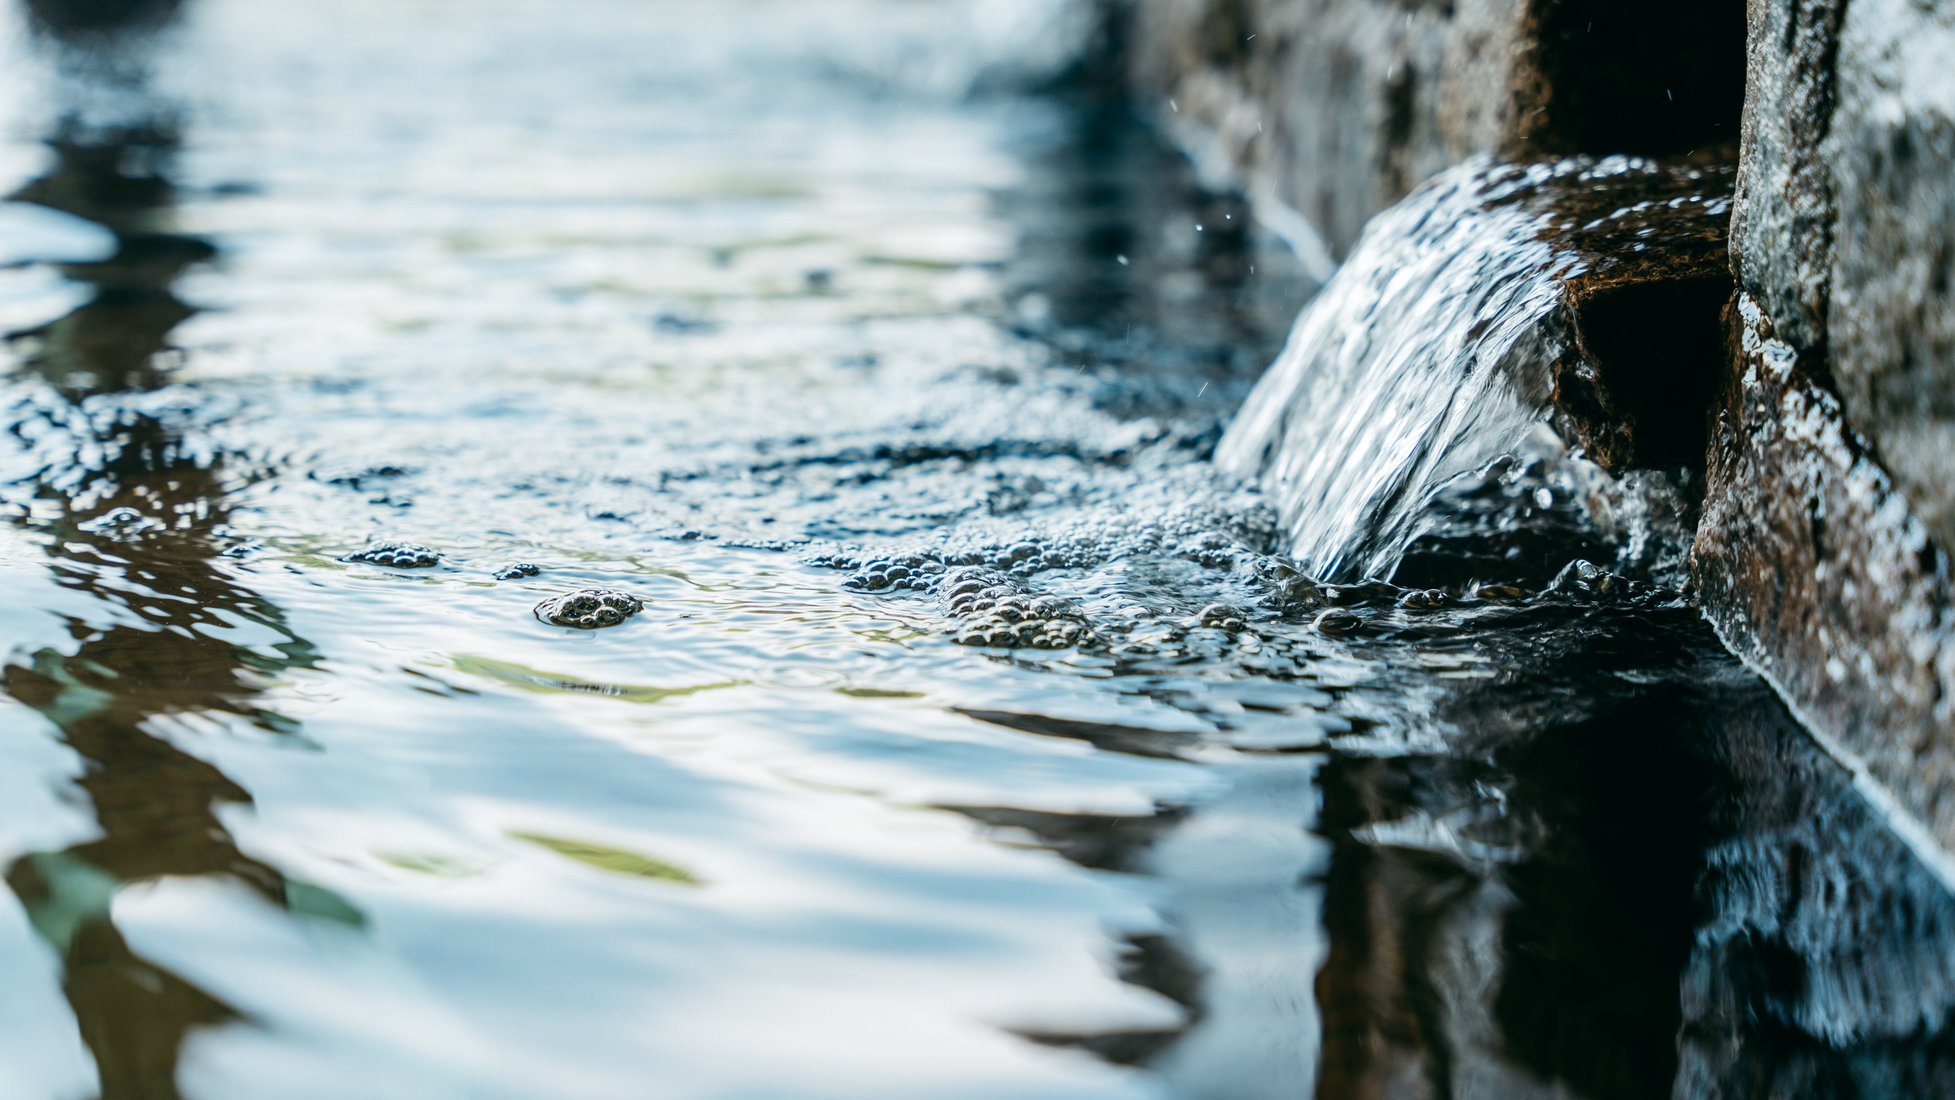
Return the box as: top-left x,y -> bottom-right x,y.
1218,158 -> 1603,581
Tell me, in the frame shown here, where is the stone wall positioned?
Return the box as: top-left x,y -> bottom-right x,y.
1125,0 -> 1745,262
1693,296 -> 1955,846
1739,0 -> 1955,552
1126,0 -> 1955,853
1702,0 -> 1955,850
1125,0 -> 1527,264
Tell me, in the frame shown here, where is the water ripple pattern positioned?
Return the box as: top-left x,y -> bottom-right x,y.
0,1 -> 1952,1099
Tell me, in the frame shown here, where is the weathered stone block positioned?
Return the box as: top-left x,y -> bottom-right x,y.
1710,0 -> 1955,847
1732,0 -> 1955,547
1694,295 -> 1955,847
1126,0 -> 1746,262
1826,0 -> 1955,554
1126,0 -> 1531,263
1728,0 -> 1845,352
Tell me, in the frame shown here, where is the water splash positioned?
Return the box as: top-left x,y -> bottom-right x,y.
1215,158 -> 1587,580
1218,152 -> 1741,585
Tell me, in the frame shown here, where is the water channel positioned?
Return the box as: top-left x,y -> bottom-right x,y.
1,2 -> 1951,1097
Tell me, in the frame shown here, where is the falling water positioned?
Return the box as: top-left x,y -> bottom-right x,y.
1217,158 -> 1595,581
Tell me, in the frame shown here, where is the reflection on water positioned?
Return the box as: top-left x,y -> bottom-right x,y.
944,599 -> 1955,1098
3,10 -> 332,1095
23,0 -> 179,38
10,129 -> 207,400
0,1 -> 1951,1098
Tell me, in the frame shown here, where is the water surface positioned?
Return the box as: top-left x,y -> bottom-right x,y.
1,3 -> 1951,1098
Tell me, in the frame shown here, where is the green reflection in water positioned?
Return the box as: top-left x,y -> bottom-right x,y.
510,833 -> 701,885
377,853 -> 483,878
282,880 -> 367,929
3,105 -> 355,1099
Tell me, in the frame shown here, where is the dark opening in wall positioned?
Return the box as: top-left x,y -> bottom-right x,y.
1517,0 -> 1748,158
1571,278 -> 1732,471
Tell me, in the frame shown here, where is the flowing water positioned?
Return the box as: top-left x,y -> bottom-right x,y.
0,2 -> 1952,1098
1215,161 -> 1573,583
1216,155 -> 1730,586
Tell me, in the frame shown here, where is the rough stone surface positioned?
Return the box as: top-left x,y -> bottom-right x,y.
1534,160 -> 1736,474
1124,0 -> 1746,262
1701,0 -> 1955,848
1728,0 -> 1846,350
1824,0 -> 1955,553
1693,296 -> 1955,846
1731,0 -> 1955,546
1126,0 -> 1529,262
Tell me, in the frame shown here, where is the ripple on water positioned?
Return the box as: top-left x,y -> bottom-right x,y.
0,0 -> 1949,1097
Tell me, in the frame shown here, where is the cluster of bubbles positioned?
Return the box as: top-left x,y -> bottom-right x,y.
532,589 -> 645,629
936,567 -> 1090,649
341,541 -> 443,568
338,541 -> 644,630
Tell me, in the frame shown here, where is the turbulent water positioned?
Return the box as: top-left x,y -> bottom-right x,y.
1,2 -> 1953,1098
1215,155 -> 1730,586
1215,160 -> 1574,582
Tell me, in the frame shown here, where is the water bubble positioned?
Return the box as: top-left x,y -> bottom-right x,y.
344,541 -> 442,568
534,589 -> 645,629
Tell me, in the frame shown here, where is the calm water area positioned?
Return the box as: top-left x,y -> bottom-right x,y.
1,2 -> 1952,1097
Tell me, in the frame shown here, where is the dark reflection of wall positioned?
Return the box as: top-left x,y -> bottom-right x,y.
11,131 -> 212,401
946,797 -> 1206,1064
3,38 -> 338,1097
5,124 -> 259,1100
24,0 -> 181,38
949,600 -> 1955,1099
10,128 -> 211,399
1488,687 -> 1716,1100
1315,755 -> 1506,1100
1678,688 -> 1955,1098
1312,609 -> 1955,1100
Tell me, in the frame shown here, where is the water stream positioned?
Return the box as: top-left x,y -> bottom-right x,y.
1215,160 -> 1573,582
0,2 -> 1951,1098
